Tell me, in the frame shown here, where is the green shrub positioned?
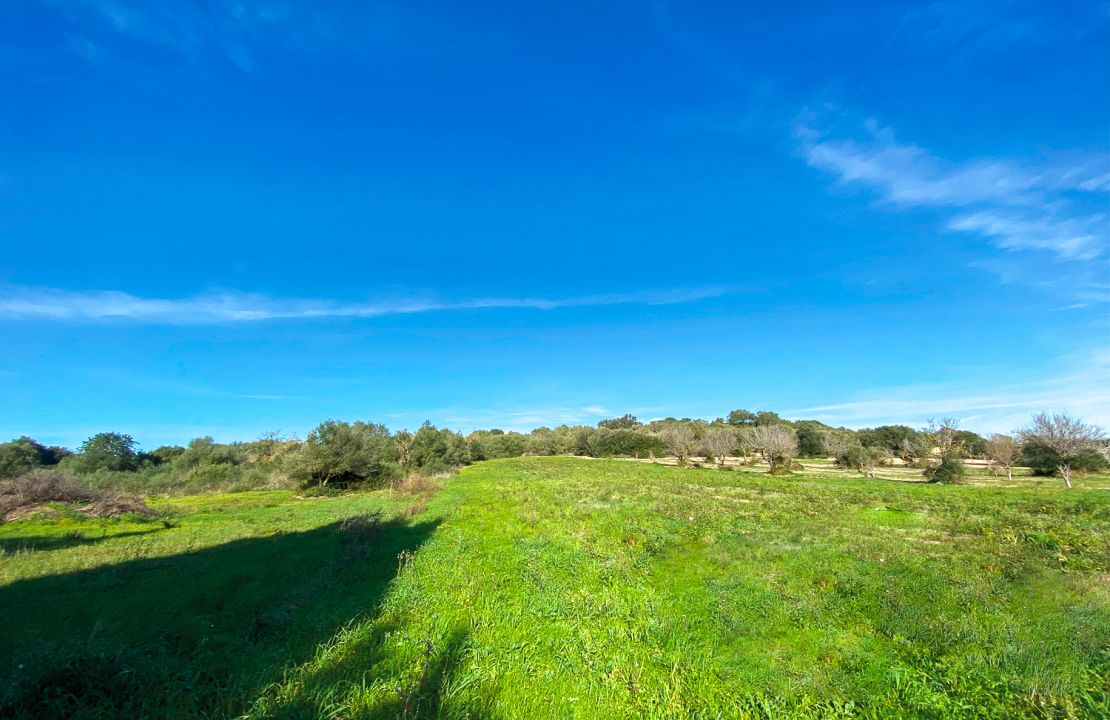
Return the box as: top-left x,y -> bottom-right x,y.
288,421 -> 397,488
835,446 -> 887,475
1021,441 -> 1109,477
924,453 -> 966,484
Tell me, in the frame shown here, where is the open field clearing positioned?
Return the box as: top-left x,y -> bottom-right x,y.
2,457 -> 1109,718
636,456 -> 1110,489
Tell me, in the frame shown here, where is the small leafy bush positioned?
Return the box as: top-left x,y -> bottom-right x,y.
924,453 -> 966,484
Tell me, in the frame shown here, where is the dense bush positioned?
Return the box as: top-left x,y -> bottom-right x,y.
68,432 -> 141,473
835,446 -> 888,476
597,414 -> 640,430
858,425 -> 920,453
1021,441 -> 1109,477
586,428 -> 665,458
289,421 -> 396,488
410,423 -> 469,472
467,430 -> 529,460
794,422 -> 829,458
954,430 -> 988,458
11,409 -> 1102,498
924,453 -> 966,484
0,437 -> 70,479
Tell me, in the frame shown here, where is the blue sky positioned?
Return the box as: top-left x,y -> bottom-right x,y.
1,0 -> 1107,448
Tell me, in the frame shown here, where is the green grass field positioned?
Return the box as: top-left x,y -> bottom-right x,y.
2,458 -> 1108,718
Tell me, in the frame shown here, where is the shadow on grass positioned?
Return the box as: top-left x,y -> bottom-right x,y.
0,528 -> 165,554
253,620 -> 480,719
0,512 -> 440,719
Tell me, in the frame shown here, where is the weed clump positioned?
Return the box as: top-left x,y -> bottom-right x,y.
0,471 -> 153,521
395,473 -> 442,499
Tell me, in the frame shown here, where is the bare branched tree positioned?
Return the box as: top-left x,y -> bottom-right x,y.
985,434 -> 1018,482
821,429 -> 857,458
703,427 -> 737,467
926,417 -> 960,456
750,425 -> 799,473
657,424 -> 697,466
1018,412 -> 1105,488
735,427 -> 756,462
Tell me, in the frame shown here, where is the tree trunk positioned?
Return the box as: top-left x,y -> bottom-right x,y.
1060,464 -> 1072,489
1007,467 -> 1012,482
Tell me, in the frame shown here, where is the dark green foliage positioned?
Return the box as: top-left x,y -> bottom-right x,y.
859,425 -> 921,453
0,438 -> 72,479
524,428 -> 560,456
177,436 -> 240,473
836,445 -> 887,475
754,410 -> 783,427
794,422 -> 828,457
144,445 -> 186,466
72,433 -> 140,473
726,409 -> 783,427
586,428 -> 666,458
37,443 -> 71,466
726,409 -> 757,426
924,453 -> 966,484
0,439 -> 43,479
954,430 -> 988,458
1021,441 -> 1110,476
290,421 -> 396,488
597,414 -> 640,430
466,430 -> 528,460
410,423 -> 469,472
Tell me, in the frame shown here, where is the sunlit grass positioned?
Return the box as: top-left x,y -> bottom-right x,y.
2,458 -> 1107,718
251,458 -> 1110,718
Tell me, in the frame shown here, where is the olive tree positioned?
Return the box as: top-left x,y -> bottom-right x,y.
289,420 -> 394,488
836,445 -> 888,478
1018,412 -> 1105,488
750,424 -> 798,473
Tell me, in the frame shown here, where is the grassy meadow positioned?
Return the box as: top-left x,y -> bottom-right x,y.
1,457 -> 1108,718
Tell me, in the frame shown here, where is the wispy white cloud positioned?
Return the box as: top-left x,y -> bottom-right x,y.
946,211 -> 1105,259
789,348 -> 1110,433
431,405 -> 614,432
48,0 -> 391,71
903,1 -> 1107,57
796,116 -> 1108,262
51,0 -> 282,70
0,285 -> 731,324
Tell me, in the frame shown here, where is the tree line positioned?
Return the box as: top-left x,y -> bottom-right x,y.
0,409 -> 1105,492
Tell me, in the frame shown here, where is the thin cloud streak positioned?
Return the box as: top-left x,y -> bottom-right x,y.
796,116 -> 1109,261
789,350 -> 1110,433
0,285 -> 733,324
434,405 -> 614,432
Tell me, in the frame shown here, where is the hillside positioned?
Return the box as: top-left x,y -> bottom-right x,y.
2,458 -> 1108,718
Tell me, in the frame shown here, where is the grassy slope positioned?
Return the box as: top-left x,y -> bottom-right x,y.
0,489 -> 439,718
251,458 -> 1110,719
2,458 -> 1108,718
